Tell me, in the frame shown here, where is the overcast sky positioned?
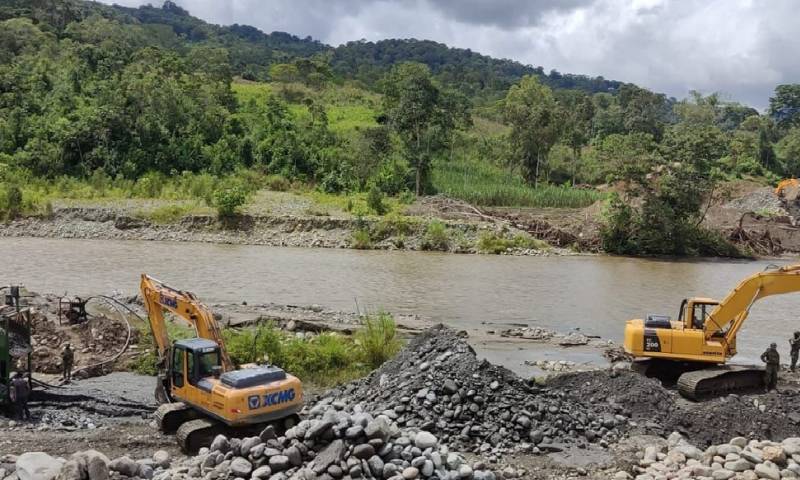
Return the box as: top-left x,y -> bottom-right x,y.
98,0 -> 799,110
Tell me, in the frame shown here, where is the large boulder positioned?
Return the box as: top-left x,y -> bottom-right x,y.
312,440 -> 345,474
229,458 -> 252,478
151,451 -> 170,470
414,431 -> 437,450
55,461 -> 81,480
109,457 -> 138,478
16,453 -> 64,480
71,451 -> 109,480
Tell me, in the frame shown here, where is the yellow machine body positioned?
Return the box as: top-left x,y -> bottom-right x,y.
140,274 -> 303,428
168,343 -> 303,427
624,265 -> 800,364
623,299 -> 731,363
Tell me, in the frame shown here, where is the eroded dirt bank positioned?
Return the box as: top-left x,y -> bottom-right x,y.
0,206 -> 568,256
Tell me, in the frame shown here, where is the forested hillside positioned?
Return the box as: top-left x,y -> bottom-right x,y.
2,0 -> 800,256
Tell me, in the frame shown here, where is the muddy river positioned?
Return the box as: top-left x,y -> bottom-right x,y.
2,237 -> 799,371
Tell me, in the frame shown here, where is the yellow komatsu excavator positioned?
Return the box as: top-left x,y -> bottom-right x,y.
624,264 -> 800,399
140,274 -> 303,451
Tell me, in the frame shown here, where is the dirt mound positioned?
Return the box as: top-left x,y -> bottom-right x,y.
547,370 -> 673,422
549,369 -> 800,448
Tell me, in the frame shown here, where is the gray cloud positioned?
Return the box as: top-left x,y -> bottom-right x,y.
97,0 -> 800,110
425,0 -> 593,29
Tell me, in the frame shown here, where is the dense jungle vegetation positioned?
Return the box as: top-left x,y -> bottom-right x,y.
3,0 -> 800,255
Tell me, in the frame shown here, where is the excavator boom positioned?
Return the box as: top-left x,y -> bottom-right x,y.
140,274 -> 232,371
705,264 -> 800,348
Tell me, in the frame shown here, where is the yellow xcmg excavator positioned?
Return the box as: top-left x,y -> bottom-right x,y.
624,264 -> 800,399
140,274 -> 303,451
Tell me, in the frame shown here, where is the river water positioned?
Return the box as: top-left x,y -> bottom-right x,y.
1,237 -> 798,368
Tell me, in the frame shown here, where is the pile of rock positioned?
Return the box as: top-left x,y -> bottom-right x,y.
619,432 -> 800,480
1,449 -> 171,480
1,411 -> 502,480
320,325 -> 630,459
187,408 -> 501,480
498,326 -> 555,340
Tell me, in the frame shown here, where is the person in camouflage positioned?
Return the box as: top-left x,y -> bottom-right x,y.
761,342 -> 780,391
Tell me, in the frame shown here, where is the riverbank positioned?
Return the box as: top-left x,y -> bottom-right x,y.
0,204 -> 576,256
6,180 -> 800,259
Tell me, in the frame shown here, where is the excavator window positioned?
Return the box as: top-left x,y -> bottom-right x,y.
197,351 -> 220,378
187,351 -> 195,384
692,307 -> 704,329
172,348 -> 185,388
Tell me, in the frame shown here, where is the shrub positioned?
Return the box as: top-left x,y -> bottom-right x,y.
223,323 -> 285,366
355,312 -> 402,368
265,174 -> 291,192
142,203 -> 196,224
373,213 -> 416,240
477,231 -> 549,254
4,185 -> 22,219
213,185 -> 248,218
421,220 -> 450,251
351,228 -> 372,249
366,184 -> 387,215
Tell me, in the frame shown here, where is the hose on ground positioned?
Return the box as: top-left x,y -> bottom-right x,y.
68,295 -> 142,377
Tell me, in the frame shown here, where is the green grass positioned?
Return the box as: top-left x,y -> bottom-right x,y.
223,313 -> 403,387
131,313 -> 403,387
136,202 -> 202,224
477,231 -> 550,254
350,228 -> 372,249
232,80 -> 378,134
354,312 -> 402,368
231,81 -> 272,106
421,220 -> 450,251
433,156 -> 606,208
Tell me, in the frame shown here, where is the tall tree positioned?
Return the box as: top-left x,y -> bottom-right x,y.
504,75 -> 562,186
556,90 -> 594,184
618,84 -> 669,140
382,62 -> 468,195
769,84 -> 800,129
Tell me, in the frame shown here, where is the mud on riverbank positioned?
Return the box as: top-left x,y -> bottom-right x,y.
0,206 -> 572,256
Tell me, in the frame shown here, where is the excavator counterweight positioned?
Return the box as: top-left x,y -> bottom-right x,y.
140,274 -> 303,451
624,264 -> 800,399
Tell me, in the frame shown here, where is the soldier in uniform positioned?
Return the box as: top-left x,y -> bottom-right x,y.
62,343 -> 74,382
761,342 -> 780,391
790,331 -> 800,372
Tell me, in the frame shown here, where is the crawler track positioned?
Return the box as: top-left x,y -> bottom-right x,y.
677,365 -> 765,400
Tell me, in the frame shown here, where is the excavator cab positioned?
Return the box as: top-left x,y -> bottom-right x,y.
678,298 -> 719,331
169,339 -> 223,395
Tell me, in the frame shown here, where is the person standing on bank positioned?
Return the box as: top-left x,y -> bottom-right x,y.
761,342 -> 780,391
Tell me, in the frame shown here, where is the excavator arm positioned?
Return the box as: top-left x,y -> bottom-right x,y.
140,274 -> 233,371
704,264 -> 800,347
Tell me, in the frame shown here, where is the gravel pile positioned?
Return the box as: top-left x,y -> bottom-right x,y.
618,432 -> 800,480
724,188 -> 788,216
319,325 -> 631,460
551,369 -> 800,448
1,412 -> 505,480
